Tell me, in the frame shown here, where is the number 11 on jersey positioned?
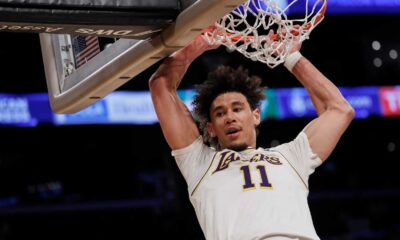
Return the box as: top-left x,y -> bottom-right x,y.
240,165 -> 273,191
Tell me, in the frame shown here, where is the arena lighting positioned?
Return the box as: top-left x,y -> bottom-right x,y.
372,41 -> 381,51
389,49 -> 398,60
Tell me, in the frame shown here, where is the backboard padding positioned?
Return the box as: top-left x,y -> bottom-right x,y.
40,0 -> 248,113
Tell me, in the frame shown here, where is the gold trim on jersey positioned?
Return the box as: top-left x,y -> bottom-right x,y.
275,150 -> 309,190
190,151 -> 219,196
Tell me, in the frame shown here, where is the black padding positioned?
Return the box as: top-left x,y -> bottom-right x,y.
0,0 -> 181,10
0,0 -> 185,38
0,0 -> 181,25
0,7 -> 178,25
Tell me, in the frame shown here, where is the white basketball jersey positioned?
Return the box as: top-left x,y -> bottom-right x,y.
172,132 -> 322,240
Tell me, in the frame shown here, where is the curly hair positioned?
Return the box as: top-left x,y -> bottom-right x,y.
192,65 -> 266,147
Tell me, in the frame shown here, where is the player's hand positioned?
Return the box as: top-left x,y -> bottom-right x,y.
284,25 -> 302,53
266,25 -> 302,56
170,32 -> 220,63
194,32 -> 220,52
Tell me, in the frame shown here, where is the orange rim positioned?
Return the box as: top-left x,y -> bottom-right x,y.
203,0 -> 327,43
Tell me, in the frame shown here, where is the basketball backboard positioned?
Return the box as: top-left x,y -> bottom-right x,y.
37,0 -> 248,113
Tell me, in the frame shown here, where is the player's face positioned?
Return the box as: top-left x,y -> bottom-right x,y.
207,92 -> 261,151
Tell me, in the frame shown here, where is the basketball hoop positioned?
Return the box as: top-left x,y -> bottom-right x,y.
203,0 -> 327,68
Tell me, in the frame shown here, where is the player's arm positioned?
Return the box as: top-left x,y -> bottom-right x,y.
289,54 -> 355,162
149,35 -> 217,150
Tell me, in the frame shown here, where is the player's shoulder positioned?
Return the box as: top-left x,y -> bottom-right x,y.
257,146 -> 283,156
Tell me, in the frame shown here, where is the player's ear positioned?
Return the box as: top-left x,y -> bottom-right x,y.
253,108 -> 261,127
206,122 -> 216,138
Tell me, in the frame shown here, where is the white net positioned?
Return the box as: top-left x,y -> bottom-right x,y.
203,0 -> 327,68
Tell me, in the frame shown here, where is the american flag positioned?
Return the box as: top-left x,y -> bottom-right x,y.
72,35 -> 101,68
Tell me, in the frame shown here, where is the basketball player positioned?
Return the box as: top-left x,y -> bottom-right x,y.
149,34 -> 354,239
